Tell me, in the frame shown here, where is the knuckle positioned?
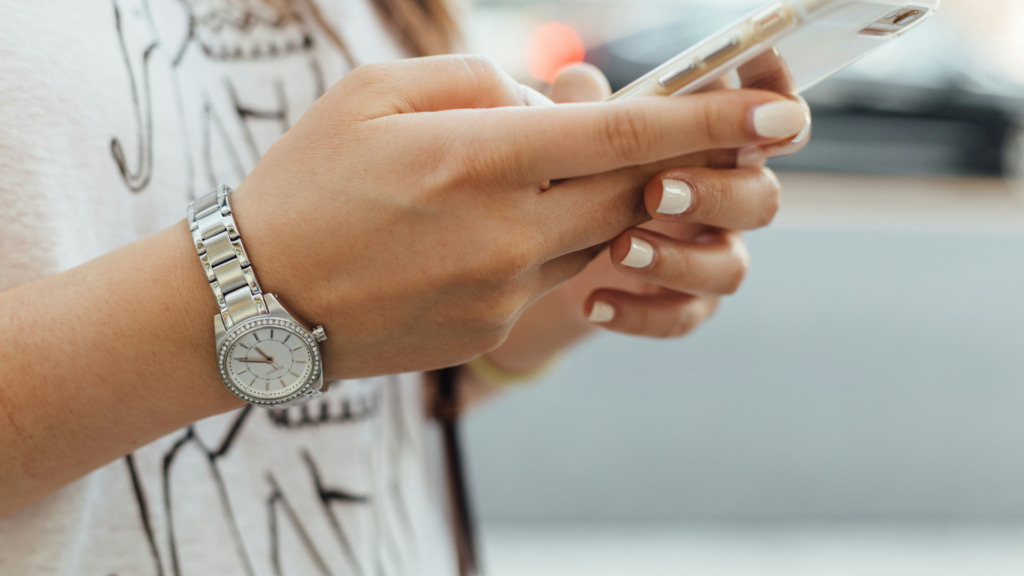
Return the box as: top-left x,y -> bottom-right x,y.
723,253 -> 750,295
668,309 -> 698,339
345,62 -> 391,89
474,234 -> 540,286
461,54 -> 503,79
480,295 -> 522,334
460,292 -> 523,352
695,177 -> 725,223
760,186 -> 782,228
633,304 -> 655,337
693,98 -> 722,146
603,103 -> 652,164
758,170 -> 783,228
459,54 -> 517,103
476,332 -> 510,356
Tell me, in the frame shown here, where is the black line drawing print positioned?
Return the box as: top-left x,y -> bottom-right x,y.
162,406 -> 257,576
124,382 -> 399,576
110,0 -> 354,197
106,3 -> 421,573
201,99 -> 249,189
365,393 -> 412,576
126,453 -> 166,576
111,3 -> 157,193
225,77 -> 291,165
266,472 -> 334,576
386,376 -> 419,567
303,450 -> 370,576
268,386 -> 382,429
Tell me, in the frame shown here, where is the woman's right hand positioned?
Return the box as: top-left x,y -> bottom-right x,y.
232,55 -> 810,380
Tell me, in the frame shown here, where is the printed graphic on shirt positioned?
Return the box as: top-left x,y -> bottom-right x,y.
110,0 -> 355,198
70,2 -> 443,575
113,377 -> 428,576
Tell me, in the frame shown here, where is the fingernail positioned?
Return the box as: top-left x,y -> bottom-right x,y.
790,121 -> 811,144
521,84 -> 556,107
736,146 -> 766,168
588,301 -> 615,323
753,101 -> 809,139
621,237 -> 654,269
657,180 -> 693,215
790,96 -> 812,144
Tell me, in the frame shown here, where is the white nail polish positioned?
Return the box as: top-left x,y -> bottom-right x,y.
790,121 -> 811,144
657,180 -> 693,215
753,101 -> 809,139
588,301 -> 615,323
790,95 -> 812,144
621,237 -> 654,269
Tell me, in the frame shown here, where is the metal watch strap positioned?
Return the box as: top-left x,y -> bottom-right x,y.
187,185 -> 267,329
189,186 -> 324,408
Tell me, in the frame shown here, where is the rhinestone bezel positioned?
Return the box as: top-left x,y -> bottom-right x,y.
217,316 -> 322,407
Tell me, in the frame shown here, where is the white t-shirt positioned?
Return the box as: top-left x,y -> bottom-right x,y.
0,1 -> 457,574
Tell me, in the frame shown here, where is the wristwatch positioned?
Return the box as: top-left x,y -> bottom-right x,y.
188,185 -> 327,407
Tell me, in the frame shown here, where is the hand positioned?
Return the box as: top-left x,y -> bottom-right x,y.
485,57 -> 809,373
231,55 -> 810,380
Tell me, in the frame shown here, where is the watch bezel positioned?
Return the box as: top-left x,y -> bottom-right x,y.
217,316 -> 322,406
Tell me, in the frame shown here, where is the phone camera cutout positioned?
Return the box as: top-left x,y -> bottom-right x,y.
894,10 -> 923,26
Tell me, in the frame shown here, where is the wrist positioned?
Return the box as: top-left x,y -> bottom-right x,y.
187,186 -> 330,407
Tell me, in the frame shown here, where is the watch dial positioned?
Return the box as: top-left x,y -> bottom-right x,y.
223,321 -> 317,400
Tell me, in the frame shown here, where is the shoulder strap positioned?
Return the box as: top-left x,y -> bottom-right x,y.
434,366 -> 479,576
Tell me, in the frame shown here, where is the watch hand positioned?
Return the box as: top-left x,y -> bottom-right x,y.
235,358 -> 271,364
254,346 -> 272,361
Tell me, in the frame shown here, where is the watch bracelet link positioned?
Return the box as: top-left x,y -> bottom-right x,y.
188,186 -> 324,408
187,185 -> 267,330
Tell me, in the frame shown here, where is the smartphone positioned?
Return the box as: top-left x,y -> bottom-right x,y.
607,0 -> 940,101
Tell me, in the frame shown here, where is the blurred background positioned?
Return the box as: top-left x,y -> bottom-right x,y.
459,1 -> 1024,574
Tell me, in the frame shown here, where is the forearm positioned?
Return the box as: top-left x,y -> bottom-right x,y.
0,221 -> 243,517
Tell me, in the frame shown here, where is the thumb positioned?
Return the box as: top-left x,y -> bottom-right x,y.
340,55 -> 525,118
548,63 -> 612,104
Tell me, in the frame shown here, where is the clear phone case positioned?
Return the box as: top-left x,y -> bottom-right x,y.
608,0 -> 940,101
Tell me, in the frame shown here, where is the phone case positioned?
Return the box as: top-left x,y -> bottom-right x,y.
607,0 -> 941,101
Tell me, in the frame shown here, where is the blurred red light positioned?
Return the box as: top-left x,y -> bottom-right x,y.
525,22 -> 586,84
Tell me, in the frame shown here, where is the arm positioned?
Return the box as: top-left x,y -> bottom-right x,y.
0,55 -> 808,516
0,221 -> 237,516
456,58 -> 810,409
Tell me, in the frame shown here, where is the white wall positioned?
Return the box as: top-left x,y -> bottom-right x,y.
465,224 -> 1024,522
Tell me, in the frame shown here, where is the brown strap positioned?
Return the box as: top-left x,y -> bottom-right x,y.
435,367 -> 479,576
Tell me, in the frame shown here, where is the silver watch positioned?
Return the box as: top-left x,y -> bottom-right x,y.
188,185 -> 327,408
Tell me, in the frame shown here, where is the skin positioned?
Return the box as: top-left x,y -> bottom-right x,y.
467,55 -> 807,403
0,54 -> 808,517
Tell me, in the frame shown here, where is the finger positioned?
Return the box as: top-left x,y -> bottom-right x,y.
736,50 -> 812,157
528,149 -> 754,259
736,47 -> 797,94
695,73 -> 738,93
645,166 -> 781,230
471,88 -> 810,183
340,55 -> 526,117
762,94 -> 812,158
585,291 -> 720,339
548,63 -> 612,103
608,228 -> 751,296
537,243 -> 610,291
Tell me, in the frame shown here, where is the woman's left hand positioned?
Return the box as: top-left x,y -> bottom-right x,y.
479,62 -> 802,378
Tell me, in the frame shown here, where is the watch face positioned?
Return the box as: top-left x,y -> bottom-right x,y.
218,317 -> 320,404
